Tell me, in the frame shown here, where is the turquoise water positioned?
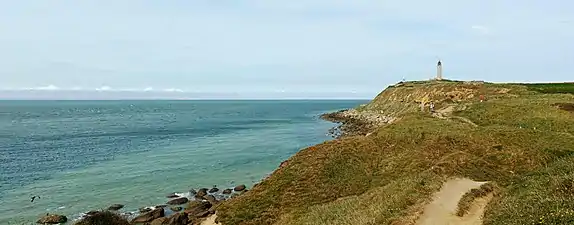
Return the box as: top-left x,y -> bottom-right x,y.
0,100 -> 365,224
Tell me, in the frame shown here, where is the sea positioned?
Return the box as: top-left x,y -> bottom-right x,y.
0,100 -> 366,224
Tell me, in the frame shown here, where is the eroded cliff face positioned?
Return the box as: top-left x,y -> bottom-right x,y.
323,80 -> 524,137
360,80 -> 520,114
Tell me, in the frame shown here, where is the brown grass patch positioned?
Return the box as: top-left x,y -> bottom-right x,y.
554,103 -> 574,112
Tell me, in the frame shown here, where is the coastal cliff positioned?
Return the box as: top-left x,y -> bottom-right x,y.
68,80 -> 574,225
215,80 -> 574,225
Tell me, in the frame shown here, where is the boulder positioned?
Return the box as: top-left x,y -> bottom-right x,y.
166,212 -> 188,225
170,206 -> 183,212
150,217 -> 167,225
222,189 -> 232,194
195,188 -> 208,199
208,187 -> 219,193
107,204 -> 124,211
234,184 -> 246,192
131,207 -> 164,223
166,197 -> 189,205
155,204 -> 168,208
37,214 -> 67,224
204,195 -> 219,205
185,200 -> 212,218
166,193 -> 180,198
85,210 -> 99,216
139,207 -> 153,213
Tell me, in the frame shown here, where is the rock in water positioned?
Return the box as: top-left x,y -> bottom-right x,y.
167,212 -> 188,225
208,186 -> 219,193
189,188 -> 197,195
139,207 -> 153,213
234,184 -> 246,192
222,188 -> 232,194
166,197 -> 189,205
195,188 -> 208,199
166,193 -> 179,198
131,207 -> 164,223
170,206 -> 183,212
37,214 -> 67,224
107,204 -> 124,211
85,210 -> 99,216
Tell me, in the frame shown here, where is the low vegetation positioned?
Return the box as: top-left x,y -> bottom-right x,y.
456,183 -> 499,217
217,80 -> 574,225
521,82 -> 574,94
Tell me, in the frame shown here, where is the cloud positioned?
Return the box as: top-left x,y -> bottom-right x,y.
471,25 -> 490,35
34,85 -> 60,91
163,88 -> 184,93
0,85 -> 192,93
95,86 -> 111,91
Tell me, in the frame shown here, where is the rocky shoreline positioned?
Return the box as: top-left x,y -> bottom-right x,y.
320,108 -> 395,138
36,109 -> 375,225
37,184 -> 248,225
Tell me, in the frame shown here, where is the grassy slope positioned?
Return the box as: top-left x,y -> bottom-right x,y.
217,81 -> 574,225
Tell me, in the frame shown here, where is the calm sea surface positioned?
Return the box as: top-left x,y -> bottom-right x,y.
0,100 -> 365,224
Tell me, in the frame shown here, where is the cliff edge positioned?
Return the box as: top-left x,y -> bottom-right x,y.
216,80 -> 574,225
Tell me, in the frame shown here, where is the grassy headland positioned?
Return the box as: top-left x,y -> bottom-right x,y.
217,80 -> 574,225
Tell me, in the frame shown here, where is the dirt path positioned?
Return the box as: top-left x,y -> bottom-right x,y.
200,214 -> 218,225
415,178 -> 491,225
432,106 -> 478,127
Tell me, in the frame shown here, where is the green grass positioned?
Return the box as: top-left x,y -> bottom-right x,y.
456,183 -> 499,217
521,82 -> 574,94
483,157 -> 574,224
216,81 -> 574,225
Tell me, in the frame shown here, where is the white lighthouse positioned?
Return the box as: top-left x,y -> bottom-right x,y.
436,60 -> 443,80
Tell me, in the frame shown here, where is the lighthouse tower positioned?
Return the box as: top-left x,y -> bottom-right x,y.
436,60 -> 443,80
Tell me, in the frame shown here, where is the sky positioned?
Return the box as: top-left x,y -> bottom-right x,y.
0,0 -> 573,99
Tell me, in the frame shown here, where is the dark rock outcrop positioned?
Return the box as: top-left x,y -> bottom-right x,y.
131,207 -> 164,223
166,197 -> 189,205
166,212 -> 188,225
150,217 -> 167,225
166,193 -> 180,198
85,210 -> 99,216
233,184 -> 246,192
209,187 -> 219,193
37,214 -> 67,224
195,188 -> 208,199
185,200 -> 212,218
107,204 -> 124,211
222,188 -> 232,194
204,195 -> 219,205
139,207 -> 153,213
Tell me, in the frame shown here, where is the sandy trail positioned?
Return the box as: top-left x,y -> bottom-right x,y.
432,106 -> 478,127
200,214 -> 218,225
415,178 -> 491,225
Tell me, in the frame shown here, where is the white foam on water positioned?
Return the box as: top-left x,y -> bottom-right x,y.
174,192 -> 191,198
